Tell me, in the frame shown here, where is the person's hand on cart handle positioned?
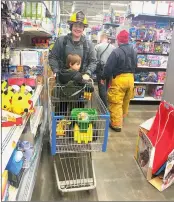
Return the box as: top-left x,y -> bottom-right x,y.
82,74 -> 90,81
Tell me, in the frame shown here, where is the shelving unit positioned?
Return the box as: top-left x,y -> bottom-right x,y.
1,1 -> 52,201
127,9 -> 174,102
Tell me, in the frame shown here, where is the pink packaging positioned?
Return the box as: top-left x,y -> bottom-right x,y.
158,72 -> 166,83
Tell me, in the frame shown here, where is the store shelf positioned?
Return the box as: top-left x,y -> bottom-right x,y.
30,106 -> 43,137
16,127 -> 44,201
137,66 -> 167,69
31,85 -> 43,106
103,22 -> 120,27
131,96 -> 161,101
134,81 -> 164,85
137,52 -> 169,56
23,27 -> 52,37
2,114 -> 30,174
1,86 -> 43,174
7,127 -> 44,201
127,13 -> 174,20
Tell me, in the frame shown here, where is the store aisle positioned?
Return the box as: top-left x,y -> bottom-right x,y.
31,105 -> 174,201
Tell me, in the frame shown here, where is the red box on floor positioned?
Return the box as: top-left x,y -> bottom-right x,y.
135,117 -> 174,191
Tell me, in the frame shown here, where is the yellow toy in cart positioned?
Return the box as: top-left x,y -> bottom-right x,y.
1,91 -> 12,111
56,119 -> 71,136
71,109 -> 98,144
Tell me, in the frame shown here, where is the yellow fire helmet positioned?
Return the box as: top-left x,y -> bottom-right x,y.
68,11 -> 88,27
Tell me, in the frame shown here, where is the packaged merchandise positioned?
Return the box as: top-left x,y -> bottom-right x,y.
156,29 -> 166,41
2,170 -> 8,200
31,2 -> 37,19
136,42 -> 145,53
136,28 -> 146,40
139,72 -> 149,82
134,86 -> 146,98
154,43 -> 163,53
162,43 -> 170,54
146,72 -> 158,82
159,56 -> 168,68
158,72 -> 166,83
145,29 -> 156,41
137,55 -> 148,67
10,50 -> 21,65
147,55 -> 161,67
21,50 -> 39,66
129,27 -> 137,40
149,85 -> 163,99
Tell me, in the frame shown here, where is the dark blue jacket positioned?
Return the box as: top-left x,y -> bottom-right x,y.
102,44 -> 137,80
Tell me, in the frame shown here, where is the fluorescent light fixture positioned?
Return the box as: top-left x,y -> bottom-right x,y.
110,3 -> 127,7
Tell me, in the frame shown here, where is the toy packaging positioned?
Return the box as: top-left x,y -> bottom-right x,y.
145,29 -> 156,41
136,42 -> 145,53
147,55 -> 160,67
149,85 -> 163,99
154,43 -> 163,54
129,27 -> 137,40
137,55 -> 148,67
158,72 -> 166,83
162,43 -> 170,55
159,56 -> 168,68
134,85 -> 146,98
146,72 -> 158,82
136,28 -> 146,41
10,50 -> 21,66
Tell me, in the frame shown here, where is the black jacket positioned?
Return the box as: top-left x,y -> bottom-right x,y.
48,34 -> 97,76
58,68 -> 86,86
102,44 -> 137,80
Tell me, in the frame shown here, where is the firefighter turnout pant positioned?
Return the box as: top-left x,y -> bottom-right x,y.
108,73 -> 134,128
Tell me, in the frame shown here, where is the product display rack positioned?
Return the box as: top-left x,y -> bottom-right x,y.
127,10 -> 174,102
1,1 -> 52,201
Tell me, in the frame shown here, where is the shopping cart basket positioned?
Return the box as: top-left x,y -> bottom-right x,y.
48,77 -> 110,193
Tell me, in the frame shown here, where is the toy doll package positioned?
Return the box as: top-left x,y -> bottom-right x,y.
134,85 -> 146,98
137,55 -> 148,67
147,55 -> 160,67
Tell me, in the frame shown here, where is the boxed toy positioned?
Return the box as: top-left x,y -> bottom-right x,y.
136,28 -> 146,40
162,43 -> 170,55
149,85 -> 163,100
159,56 -> 168,68
134,85 -> 146,98
10,50 -> 21,65
137,55 -> 148,67
21,50 -> 39,66
154,43 -> 163,54
136,42 -> 145,53
158,72 -> 166,83
135,101 -> 174,191
147,55 -> 160,67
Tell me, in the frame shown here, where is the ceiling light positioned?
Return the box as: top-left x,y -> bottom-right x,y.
110,3 -> 127,7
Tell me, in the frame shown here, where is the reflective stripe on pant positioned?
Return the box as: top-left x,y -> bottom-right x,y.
107,73 -> 134,128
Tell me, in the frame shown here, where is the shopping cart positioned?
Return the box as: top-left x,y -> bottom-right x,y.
48,77 -> 110,194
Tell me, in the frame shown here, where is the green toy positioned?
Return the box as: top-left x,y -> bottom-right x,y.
71,108 -> 98,144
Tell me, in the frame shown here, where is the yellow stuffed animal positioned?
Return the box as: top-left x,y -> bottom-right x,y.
11,95 -> 33,115
1,91 -> 12,111
1,80 -> 7,92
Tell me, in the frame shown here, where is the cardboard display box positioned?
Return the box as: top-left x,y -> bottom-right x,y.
135,117 -> 174,191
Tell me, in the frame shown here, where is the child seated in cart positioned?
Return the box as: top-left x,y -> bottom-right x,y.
58,54 -> 90,86
56,54 -> 94,114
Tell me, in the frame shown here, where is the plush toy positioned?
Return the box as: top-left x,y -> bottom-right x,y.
20,84 -> 33,99
11,95 -> 34,115
1,91 -> 12,111
1,80 -> 8,92
56,119 -> 71,136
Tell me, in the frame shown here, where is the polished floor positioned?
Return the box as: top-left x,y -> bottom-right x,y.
31,105 -> 174,201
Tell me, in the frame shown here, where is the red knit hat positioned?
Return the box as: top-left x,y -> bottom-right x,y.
117,30 -> 129,44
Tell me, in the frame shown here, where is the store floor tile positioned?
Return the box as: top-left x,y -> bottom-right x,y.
31,105 -> 174,201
